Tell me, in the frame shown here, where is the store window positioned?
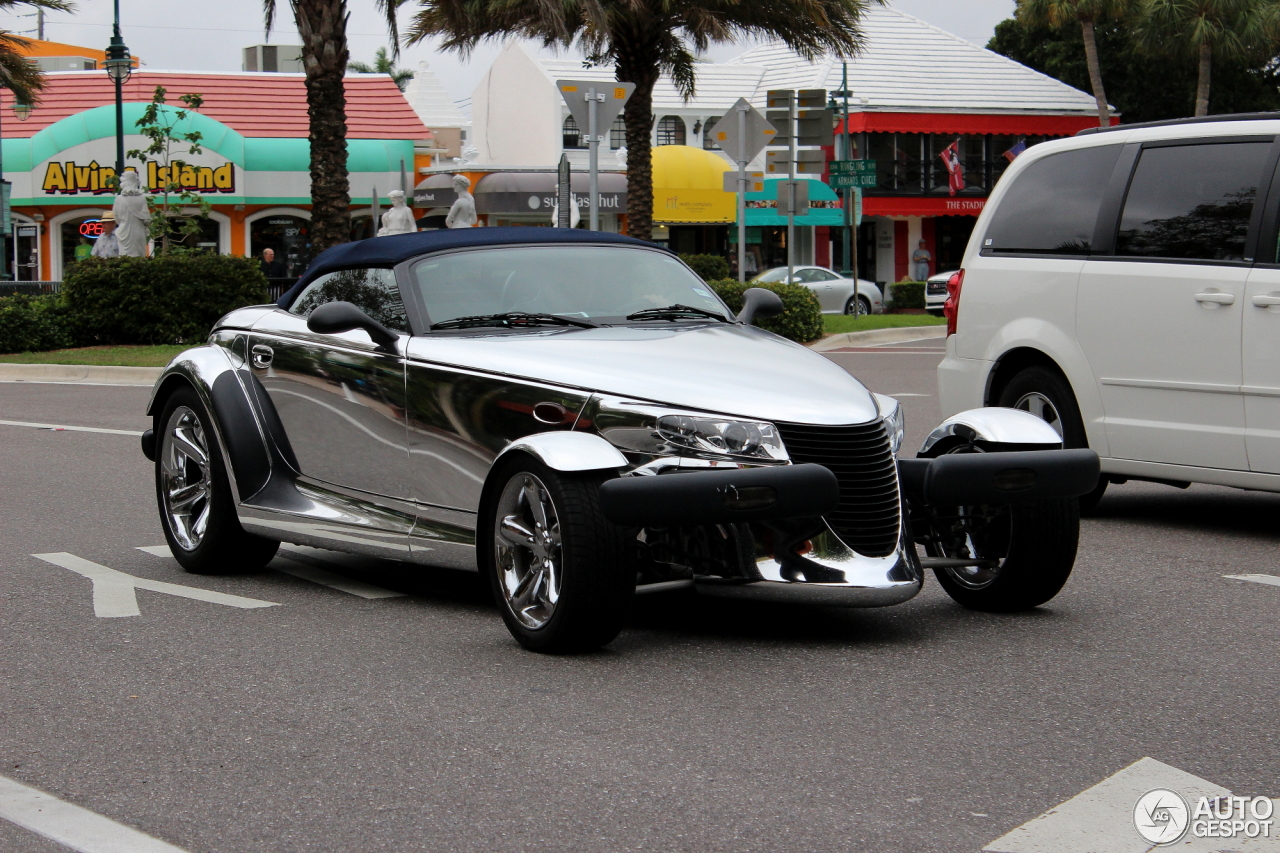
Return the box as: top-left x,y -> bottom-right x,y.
350,214 -> 377,242
609,115 -> 626,149
703,118 -> 720,150
563,115 -> 586,149
160,216 -> 221,253
250,214 -> 312,281
656,116 -> 685,147
61,214 -> 110,274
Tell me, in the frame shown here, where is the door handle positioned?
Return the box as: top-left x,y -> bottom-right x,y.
250,344 -> 274,369
1194,291 -> 1235,305
1252,293 -> 1280,307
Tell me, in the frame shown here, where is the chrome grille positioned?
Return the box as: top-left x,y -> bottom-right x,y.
926,280 -> 948,295
776,421 -> 901,557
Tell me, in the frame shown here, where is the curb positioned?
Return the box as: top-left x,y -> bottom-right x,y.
0,363 -> 163,386
808,325 -> 946,352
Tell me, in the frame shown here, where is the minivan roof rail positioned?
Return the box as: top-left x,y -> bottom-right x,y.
1077,111 -> 1280,136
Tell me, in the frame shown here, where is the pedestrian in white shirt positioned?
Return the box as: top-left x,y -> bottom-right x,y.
90,212 -> 121,258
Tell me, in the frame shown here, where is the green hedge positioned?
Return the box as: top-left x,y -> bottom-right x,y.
63,255 -> 270,346
0,294 -> 80,354
707,279 -> 823,343
890,281 -> 925,309
679,253 -> 731,282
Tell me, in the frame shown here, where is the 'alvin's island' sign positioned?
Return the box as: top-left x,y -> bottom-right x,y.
42,160 -> 236,195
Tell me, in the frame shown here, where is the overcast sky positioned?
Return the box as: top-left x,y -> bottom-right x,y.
2,0 -> 1017,106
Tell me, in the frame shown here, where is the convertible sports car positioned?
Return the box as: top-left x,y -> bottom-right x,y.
142,228 -> 1100,652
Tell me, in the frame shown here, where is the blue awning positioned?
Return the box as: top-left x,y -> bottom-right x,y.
743,178 -> 844,227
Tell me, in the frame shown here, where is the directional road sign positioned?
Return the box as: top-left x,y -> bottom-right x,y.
556,80 -> 634,135
723,171 -> 764,193
830,159 -> 877,176
830,173 -> 878,189
711,98 -> 776,166
776,179 -> 810,217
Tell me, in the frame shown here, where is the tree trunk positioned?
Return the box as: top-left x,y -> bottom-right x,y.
1195,38 -> 1211,117
295,0 -> 352,252
615,35 -> 661,242
1080,17 -> 1110,127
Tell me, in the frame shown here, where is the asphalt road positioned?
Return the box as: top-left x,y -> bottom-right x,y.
2,345 -> 1278,853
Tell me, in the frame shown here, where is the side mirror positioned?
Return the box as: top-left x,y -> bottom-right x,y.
307,301 -> 400,349
736,287 -> 785,326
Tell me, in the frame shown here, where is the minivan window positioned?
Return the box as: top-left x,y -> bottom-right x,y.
982,144 -> 1122,255
1115,141 -> 1270,262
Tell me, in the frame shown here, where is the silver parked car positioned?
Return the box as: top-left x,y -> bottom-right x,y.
142,229 -> 1098,653
752,265 -> 884,315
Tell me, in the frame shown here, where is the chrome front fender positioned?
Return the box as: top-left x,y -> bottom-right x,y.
920,407 -> 1062,457
146,345 -> 273,505
495,431 -> 628,473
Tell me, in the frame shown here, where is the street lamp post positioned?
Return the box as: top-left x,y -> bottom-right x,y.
829,63 -> 855,281
104,0 -> 132,182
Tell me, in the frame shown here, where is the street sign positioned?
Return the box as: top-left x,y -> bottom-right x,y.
830,173 -> 878,189
557,80 -> 635,231
776,179 -> 810,216
830,159 -> 876,176
556,80 -> 633,135
853,186 -> 863,226
723,170 -> 764,193
766,150 -> 825,175
711,98 -> 776,165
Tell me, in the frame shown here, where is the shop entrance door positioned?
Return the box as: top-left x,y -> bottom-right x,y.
14,224 -> 39,281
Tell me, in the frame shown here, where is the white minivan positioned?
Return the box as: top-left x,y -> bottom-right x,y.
937,113 -> 1280,510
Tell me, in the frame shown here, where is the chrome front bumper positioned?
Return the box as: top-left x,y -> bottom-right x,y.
694,521 -> 923,608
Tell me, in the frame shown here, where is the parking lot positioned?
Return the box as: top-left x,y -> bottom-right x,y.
2,340 -> 1278,853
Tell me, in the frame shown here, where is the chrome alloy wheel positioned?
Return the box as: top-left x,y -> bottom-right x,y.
494,472 -> 563,630
160,406 -> 213,551
1013,391 -> 1064,440
936,446 -> 1009,591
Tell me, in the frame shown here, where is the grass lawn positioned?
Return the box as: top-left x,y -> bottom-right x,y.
823,314 -> 946,335
0,345 -> 188,367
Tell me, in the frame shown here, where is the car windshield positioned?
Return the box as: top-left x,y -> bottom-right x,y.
752,268 -> 789,283
410,245 -> 733,328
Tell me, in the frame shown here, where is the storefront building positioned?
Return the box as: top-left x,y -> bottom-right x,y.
2,68 -> 432,281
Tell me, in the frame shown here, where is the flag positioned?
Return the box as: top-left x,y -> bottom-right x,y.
1003,138 -> 1027,162
939,140 -> 964,197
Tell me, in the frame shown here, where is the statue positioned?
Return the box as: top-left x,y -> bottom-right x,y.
445,174 -> 477,229
551,193 -> 580,228
113,170 -> 151,258
377,190 -> 417,236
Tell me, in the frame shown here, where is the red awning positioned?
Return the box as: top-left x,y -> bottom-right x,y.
863,196 -> 988,217
841,112 -> 1114,136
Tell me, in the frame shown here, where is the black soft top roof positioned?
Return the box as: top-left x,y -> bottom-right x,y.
277,227 -> 662,309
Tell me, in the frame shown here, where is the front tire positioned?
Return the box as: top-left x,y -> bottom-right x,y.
155,386 -> 279,575
997,365 -> 1107,513
844,295 -> 871,316
930,498 -> 1079,611
480,456 -> 633,653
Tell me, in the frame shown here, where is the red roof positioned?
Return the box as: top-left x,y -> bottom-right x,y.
5,70 -> 431,140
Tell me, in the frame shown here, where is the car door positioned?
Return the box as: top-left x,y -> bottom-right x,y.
1243,159 -> 1280,474
1076,137 -> 1276,471
796,268 -> 837,312
250,267 -> 412,498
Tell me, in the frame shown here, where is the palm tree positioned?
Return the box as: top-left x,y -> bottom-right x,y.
1136,0 -> 1270,117
263,0 -> 402,252
1017,0 -> 1137,127
0,0 -> 75,106
350,46 -> 413,91
406,0 -> 883,241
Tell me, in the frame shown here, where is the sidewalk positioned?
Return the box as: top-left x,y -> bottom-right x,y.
808,325 -> 946,353
0,364 -> 162,386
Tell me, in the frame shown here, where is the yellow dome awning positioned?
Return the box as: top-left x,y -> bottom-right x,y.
650,145 -> 735,224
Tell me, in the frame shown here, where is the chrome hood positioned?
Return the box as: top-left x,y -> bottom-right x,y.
404,323 -> 879,426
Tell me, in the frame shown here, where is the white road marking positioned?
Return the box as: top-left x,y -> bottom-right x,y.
0,380 -> 154,387
883,393 -> 932,397
33,553 -> 278,617
0,773 -> 191,853
0,419 -> 143,437
140,544 -> 405,599
984,757 -> 1280,853
1225,573 -> 1280,588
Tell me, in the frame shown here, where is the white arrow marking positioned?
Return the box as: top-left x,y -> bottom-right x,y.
1225,573 -> 1280,588
138,544 -> 405,599
33,553 -> 278,618
0,773 -> 192,853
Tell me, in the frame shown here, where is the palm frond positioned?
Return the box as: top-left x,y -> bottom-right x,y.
0,30 -> 45,104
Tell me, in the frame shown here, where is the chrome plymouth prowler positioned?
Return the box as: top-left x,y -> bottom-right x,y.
142,228 -> 1099,653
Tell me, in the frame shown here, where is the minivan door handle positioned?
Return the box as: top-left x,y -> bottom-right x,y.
1251,292 -> 1280,307
1194,291 -> 1235,305
250,344 -> 274,369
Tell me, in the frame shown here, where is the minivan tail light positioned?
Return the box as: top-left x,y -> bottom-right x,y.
944,269 -> 964,337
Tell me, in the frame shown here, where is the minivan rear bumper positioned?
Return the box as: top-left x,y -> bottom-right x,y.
937,348 -> 991,421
